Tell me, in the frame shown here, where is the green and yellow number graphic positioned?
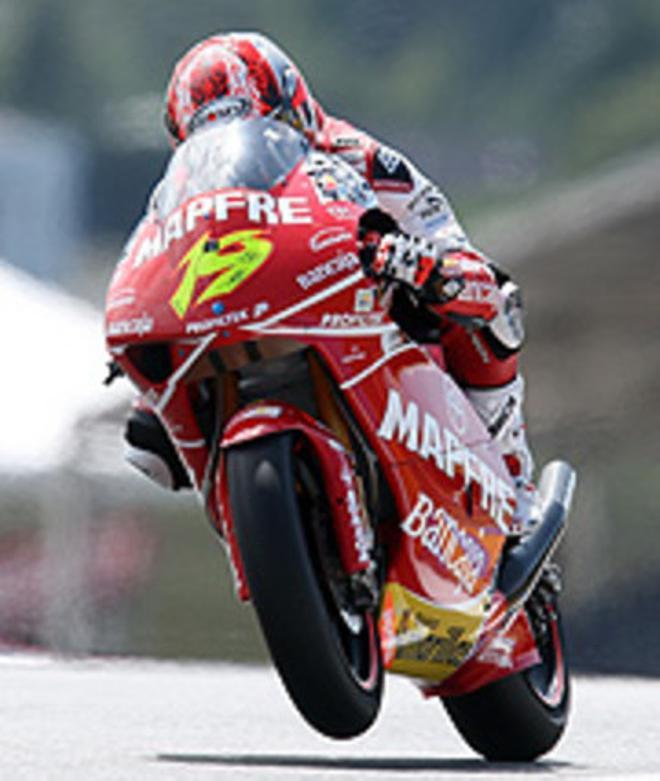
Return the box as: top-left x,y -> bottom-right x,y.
170,229 -> 273,319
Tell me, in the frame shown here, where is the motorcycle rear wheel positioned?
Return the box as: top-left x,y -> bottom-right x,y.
442,608 -> 570,761
226,432 -> 383,738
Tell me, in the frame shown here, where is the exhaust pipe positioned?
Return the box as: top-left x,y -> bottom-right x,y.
497,460 -> 577,607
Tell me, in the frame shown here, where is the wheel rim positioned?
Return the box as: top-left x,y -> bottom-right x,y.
334,610 -> 381,691
526,608 -> 567,709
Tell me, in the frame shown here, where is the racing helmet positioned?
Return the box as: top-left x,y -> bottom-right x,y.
164,33 -> 319,145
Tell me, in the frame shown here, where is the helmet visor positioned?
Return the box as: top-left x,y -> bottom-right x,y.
156,117 -> 308,217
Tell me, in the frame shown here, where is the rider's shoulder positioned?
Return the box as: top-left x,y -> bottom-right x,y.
314,113 -> 377,177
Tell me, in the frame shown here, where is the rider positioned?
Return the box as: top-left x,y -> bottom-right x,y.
125,32 -> 537,526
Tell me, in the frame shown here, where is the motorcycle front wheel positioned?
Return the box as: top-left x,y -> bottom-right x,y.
226,432 -> 383,738
442,602 -> 570,761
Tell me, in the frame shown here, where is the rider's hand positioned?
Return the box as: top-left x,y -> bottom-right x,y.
367,233 -> 465,303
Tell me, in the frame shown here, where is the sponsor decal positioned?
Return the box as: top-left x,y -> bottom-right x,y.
477,635 -> 515,669
401,492 -> 487,595
341,346 -> 368,365
313,171 -> 342,202
324,438 -> 373,566
185,308 -> 247,334
338,459 -> 373,565
375,145 -> 403,175
460,279 -> 498,306
354,288 -> 375,313
406,184 -> 450,222
396,620 -> 472,667
106,290 -> 136,311
372,145 -> 414,192
320,312 -> 384,329
379,582 -> 483,679
309,226 -> 353,253
333,135 -> 362,148
337,149 -> 367,174
170,229 -> 273,319
132,226 -> 163,269
296,252 -> 360,290
443,254 -> 483,275
306,153 -> 375,208
431,223 -> 468,250
252,301 -> 270,319
188,96 -> 250,133
377,389 -> 515,526
107,312 -> 154,338
324,204 -> 354,220
184,300 -> 270,335
372,180 -> 414,195
133,192 -> 311,267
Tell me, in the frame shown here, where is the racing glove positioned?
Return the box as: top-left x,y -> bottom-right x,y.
363,232 -> 502,323
365,232 -> 464,303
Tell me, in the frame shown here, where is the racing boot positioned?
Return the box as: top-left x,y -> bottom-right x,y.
464,375 -> 538,532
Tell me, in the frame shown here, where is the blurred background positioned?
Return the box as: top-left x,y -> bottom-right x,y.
1,0 -> 659,673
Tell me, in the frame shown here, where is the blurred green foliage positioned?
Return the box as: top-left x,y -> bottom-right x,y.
2,0 -> 660,186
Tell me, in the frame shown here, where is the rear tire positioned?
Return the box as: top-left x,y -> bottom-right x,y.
442,608 -> 569,761
226,433 -> 382,739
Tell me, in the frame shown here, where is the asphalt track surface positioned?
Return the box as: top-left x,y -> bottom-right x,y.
2,654 -> 659,780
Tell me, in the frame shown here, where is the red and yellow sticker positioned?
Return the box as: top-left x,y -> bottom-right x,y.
170,228 -> 273,319
379,582 -> 486,680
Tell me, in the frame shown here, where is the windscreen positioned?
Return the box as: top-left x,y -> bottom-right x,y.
155,118 -> 308,219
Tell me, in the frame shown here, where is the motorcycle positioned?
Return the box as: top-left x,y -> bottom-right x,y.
105,117 -> 576,761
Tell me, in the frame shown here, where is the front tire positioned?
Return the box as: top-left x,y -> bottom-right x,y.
226,433 -> 382,738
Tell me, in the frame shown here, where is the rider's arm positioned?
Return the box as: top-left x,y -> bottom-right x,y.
313,109 -> 502,323
314,108 -> 469,249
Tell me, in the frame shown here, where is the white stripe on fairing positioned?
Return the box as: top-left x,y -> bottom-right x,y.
242,271 -> 364,331
340,343 -> 421,390
155,332 -> 216,414
249,323 -> 398,338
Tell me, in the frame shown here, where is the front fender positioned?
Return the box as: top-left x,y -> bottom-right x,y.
215,402 -> 373,601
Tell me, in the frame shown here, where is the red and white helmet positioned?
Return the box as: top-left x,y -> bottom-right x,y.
164,32 -> 319,145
